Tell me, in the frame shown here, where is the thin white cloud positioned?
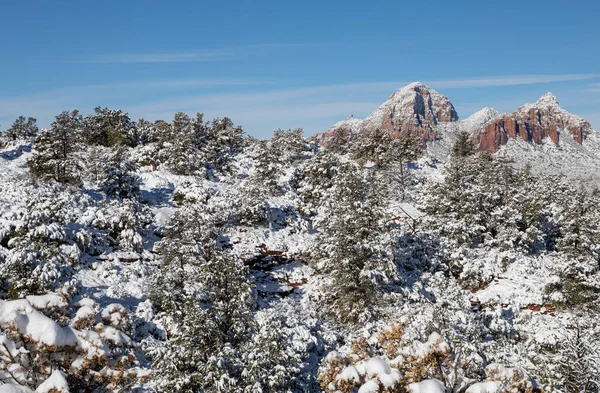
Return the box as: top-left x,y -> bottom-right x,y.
78,78 -> 271,90
586,83 -> 600,93
0,78 -> 270,115
2,73 -> 598,137
80,43 -> 306,64
428,74 -> 599,88
86,51 -> 233,64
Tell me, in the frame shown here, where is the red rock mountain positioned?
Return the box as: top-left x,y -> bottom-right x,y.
317,82 -> 458,145
320,83 -> 595,153
473,93 -> 594,152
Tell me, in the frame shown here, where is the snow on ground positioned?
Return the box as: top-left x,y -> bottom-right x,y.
1,133 -> 596,391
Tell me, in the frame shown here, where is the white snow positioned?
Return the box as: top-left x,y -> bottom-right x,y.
466,381 -> 502,393
35,370 -> 69,393
25,293 -> 68,311
0,299 -> 78,347
364,358 -> 402,388
357,379 -> 381,393
407,378 -> 446,393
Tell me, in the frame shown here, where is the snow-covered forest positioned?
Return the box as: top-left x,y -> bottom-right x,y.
0,107 -> 599,393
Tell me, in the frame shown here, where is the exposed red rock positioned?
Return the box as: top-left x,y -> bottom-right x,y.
318,87 -> 595,154
316,82 -> 458,145
473,93 -> 594,152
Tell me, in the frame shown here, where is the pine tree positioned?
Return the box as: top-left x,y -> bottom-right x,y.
350,128 -> 422,184
2,196 -> 79,297
452,131 -> 475,158
161,112 -> 204,175
136,118 -> 155,145
27,110 -> 83,185
553,189 -> 600,308
86,146 -> 141,198
237,139 -> 282,225
270,128 -> 307,165
150,204 -> 225,311
310,165 -> 394,324
83,106 -> 137,147
385,132 -> 423,201
298,151 -> 344,216
152,250 -> 255,392
326,126 -> 352,154
202,116 -> 245,173
5,116 -> 39,141
350,128 -> 392,168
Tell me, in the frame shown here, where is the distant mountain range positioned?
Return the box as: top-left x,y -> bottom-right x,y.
317,82 -> 600,182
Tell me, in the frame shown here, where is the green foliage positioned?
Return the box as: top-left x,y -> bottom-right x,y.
350,128 -> 422,169
5,116 -> 39,140
83,106 -> 137,147
271,128 -> 309,164
298,151 -> 344,216
27,110 -> 83,185
325,126 -> 352,154
310,166 -> 396,325
1,197 -> 80,297
423,154 -> 557,251
159,113 -> 245,176
452,131 -> 475,158
86,146 -> 140,198
202,116 -> 245,172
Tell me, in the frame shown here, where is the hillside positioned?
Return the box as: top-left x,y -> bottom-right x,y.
324,82 -> 600,184
0,108 -> 599,392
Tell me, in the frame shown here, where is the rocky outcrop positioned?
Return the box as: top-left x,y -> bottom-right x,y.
318,86 -> 595,154
316,82 -> 458,145
363,82 -> 458,141
474,93 -> 593,152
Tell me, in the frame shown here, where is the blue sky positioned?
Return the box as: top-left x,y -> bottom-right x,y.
1,0 -> 599,138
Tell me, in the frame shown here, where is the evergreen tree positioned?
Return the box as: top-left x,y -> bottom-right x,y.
202,116 -> 245,173
237,139 -> 282,225
86,146 -> 141,198
350,128 -> 421,172
385,132 -> 423,201
271,128 -> 307,165
350,127 -> 393,168
153,119 -> 172,144
552,189 -> 600,309
452,131 -> 475,158
28,110 -> 83,185
5,116 -> 39,141
2,196 -> 80,297
161,112 -> 204,175
298,151 -> 344,216
310,165 -> 394,324
326,126 -> 352,154
150,206 -> 259,392
83,106 -> 137,147
136,118 -> 155,145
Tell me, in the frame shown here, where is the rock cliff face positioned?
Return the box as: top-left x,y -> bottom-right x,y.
362,82 -> 458,141
474,93 -> 593,152
319,84 -> 595,154
316,82 -> 458,145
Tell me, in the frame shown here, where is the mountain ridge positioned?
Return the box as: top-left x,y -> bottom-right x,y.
319,82 -> 596,154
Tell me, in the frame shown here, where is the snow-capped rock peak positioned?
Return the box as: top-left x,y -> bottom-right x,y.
535,92 -> 559,107
519,92 -> 561,113
362,82 -> 458,140
387,81 -> 436,101
457,107 -> 502,133
318,82 -> 459,145
466,107 -> 501,123
474,92 -> 595,152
